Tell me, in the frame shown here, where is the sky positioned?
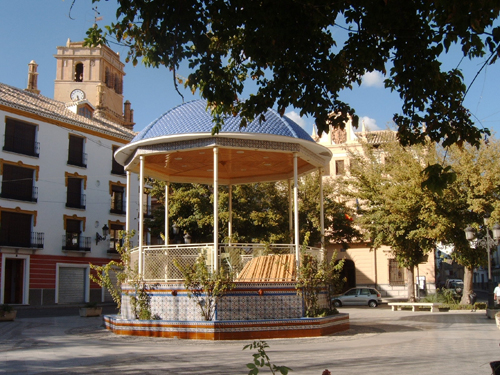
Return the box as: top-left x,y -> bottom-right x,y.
1,0 -> 500,138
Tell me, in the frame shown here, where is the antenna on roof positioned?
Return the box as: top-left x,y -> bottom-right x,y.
92,7 -> 103,23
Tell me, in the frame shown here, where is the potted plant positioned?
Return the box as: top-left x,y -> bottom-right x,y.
79,302 -> 102,317
0,304 -> 17,321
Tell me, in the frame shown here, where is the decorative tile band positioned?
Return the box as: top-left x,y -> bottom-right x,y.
104,314 -> 349,340
120,282 -> 329,322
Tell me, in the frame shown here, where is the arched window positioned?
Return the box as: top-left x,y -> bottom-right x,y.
105,68 -> 111,87
75,63 -> 84,82
114,74 -> 121,93
104,68 -> 114,89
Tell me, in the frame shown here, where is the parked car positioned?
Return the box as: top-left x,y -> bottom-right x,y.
444,279 -> 464,296
332,287 -> 383,308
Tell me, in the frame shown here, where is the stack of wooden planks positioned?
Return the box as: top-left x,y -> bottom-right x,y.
236,254 -> 296,281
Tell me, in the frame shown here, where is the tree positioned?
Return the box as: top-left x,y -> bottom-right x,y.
343,140 -> 445,301
145,176 -> 359,246
342,136 -> 500,303
438,139 -> 500,303
146,180 -> 291,243
85,0 -> 500,147
298,172 -> 361,247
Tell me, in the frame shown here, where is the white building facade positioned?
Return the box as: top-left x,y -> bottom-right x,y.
0,40 -> 139,306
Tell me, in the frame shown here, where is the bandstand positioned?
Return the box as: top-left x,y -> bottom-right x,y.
104,100 -> 349,339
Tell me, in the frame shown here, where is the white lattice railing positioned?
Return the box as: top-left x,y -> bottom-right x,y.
129,243 -> 322,282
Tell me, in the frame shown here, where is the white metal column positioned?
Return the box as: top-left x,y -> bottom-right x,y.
126,171 -> 131,233
165,182 -> 169,244
288,179 -> 293,244
138,156 -> 144,275
213,147 -> 219,272
293,153 -> 300,270
228,184 -> 233,244
319,168 -> 325,261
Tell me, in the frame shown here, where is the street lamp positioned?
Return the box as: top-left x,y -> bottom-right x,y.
95,224 -> 109,245
464,218 -> 500,309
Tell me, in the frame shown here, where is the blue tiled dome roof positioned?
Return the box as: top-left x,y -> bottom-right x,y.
132,100 -> 314,143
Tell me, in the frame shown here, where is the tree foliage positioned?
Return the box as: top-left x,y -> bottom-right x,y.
343,141 -> 447,301
341,137 -> 500,302
296,248 -> 345,317
145,175 -> 359,246
437,139 -> 500,302
86,0 -> 500,147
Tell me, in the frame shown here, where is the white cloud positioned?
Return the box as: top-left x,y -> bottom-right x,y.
285,111 -> 307,129
360,116 -> 381,131
361,71 -> 384,88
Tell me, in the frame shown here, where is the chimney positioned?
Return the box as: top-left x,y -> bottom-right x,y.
25,60 -> 40,95
123,100 -> 135,130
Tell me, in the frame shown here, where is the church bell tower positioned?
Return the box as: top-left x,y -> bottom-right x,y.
53,39 -> 134,129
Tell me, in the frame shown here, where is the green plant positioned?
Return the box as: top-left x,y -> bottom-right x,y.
90,230 -> 155,320
174,252 -> 235,321
83,302 -> 98,308
0,304 -> 13,316
421,293 -> 440,303
322,251 -> 346,311
129,281 -> 157,320
296,236 -> 345,317
243,341 -> 292,375
440,288 -> 461,304
475,302 -> 487,310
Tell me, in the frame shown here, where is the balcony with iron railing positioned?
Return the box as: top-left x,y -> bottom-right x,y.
62,234 -> 91,252
3,135 -> 40,157
111,162 -> 126,176
0,230 -> 44,248
0,182 -> 38,202
67,152 -> 87,168
66,192 -> 86,209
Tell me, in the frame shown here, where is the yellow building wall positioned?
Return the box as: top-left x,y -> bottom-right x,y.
326,244 -> 436,298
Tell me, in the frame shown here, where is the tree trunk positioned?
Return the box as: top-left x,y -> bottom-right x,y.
407,266 -> 415,302
461,267 -> 473,305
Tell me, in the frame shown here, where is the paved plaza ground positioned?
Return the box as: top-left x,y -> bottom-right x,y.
1,304 -> 499,374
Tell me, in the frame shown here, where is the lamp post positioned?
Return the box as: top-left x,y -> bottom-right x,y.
464,218 -> 500,309
95,224 -> 109,245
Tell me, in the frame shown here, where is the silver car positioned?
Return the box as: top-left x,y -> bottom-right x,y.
332,287 -> 383,308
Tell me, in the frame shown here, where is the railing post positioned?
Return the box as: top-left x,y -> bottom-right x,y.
165,182 -> 169,245
293,153 -> 300,271
126,171 -> 131,233
319,167 -> 325,262
213,146 -> 219,273
139,155 -> 144,276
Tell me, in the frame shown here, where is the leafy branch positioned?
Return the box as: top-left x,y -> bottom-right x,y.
90,230 -> 155,319
243,341 -> 292,375
174,252 -> 235,321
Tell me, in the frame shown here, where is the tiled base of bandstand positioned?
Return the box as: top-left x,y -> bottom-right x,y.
106,282 -> 349,340
103,313 -> 350,340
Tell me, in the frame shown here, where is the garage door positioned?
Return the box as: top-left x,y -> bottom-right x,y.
58,267 -> 86,304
